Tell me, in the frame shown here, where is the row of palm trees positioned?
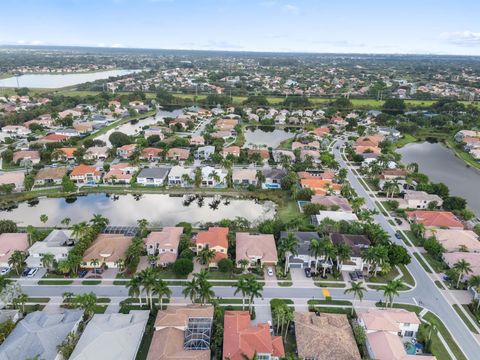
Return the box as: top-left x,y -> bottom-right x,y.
127,268 -> 172,309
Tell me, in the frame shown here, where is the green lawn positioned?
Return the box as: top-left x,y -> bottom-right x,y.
38,279 -> 73,285
423,312 -> 468,360
435,280 -> 446,289
82,280 -> 102,285
413,253 -> 432,273
392,133 -> 418,149
376,302 -> 422,315
404,231 -> 423,246
367,267 -> 400,283
398,264 -> 416,287
308,299 -> 352,306
422,253 -> 447,273
135,310 -> 157,360
314,282 -> 346,288
452,304 -> 478,334
26,297 -> 50,303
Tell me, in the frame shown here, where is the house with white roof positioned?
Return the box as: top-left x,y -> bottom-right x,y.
26,229 -> 74,267
167,165 -> 194,187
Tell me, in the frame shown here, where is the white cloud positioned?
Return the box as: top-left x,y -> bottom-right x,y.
441,31 -> 480,46
282,4 -> 299,14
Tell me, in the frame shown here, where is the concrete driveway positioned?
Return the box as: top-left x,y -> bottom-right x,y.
264,266 -> 278,287
290,268 -> 314,287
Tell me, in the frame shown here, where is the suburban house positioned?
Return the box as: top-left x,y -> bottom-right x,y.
232,168 -> 257,187
1,125 -> 31,136
310,195 -> 353,212
201,166 -> 227,188
70,164 -> 102,184
0,233 -> 28,267
0,171 -> 25,191
379,169 -> 408,181
194,227 -> 229,268
222,310 -> 284,360
144,126 -> 164,139
311,211 -> 359,225
0,310 -> 84,360
54,147 -> 77,161
399,190 -> 443,209
221,146 -> 241,158
353,134 -> 384,155
235,233 -> 278,268
168,166 -> 194,187
292,140 -> 320,151
36,134 -> 69,144
272,149 -> 295,162
140,147 -> 163,162
147,305 -> 213,360
425,229 -> 480,252
294,311 -> 361,360
262,168 -> 287,189
137,167 -> 170,186
300,179 -> 341,196
196,145 -> 215,160
330,233 -> 371,271
216,118 -> 238,131
443,252 -> 480,280
310,126 -> 331,139
144,227 -> 183,266
104,163 -> 138,184
407,210 -> 464,229
357,308 -> 431,360
85,146 -> 109,161
34,166 -> 68,186
247,148 -> 270,163
82,234 -> 133,268
166,148 -> 190,161
12,150 -> 40,165
280,231 -> 321,270
116,144 -> 137,159
70,311 -> 149,360
26,229 -> 74,267
190,135 -> 205,146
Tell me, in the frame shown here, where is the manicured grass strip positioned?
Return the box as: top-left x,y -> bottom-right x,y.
38,279 -> 73,285
435,280 -> 446,289
308,299 -> 352,305
277,281 -> 293,287
314,282 -> 346,288
423,312 -> 468,360
376,302 -> 422,315
82,280 -> 101,285
423,253 -> 447,273
216,298 -> 249,304
413,253 -> 432,273
309,306 -> 355,317
26,297 -> 50,303
452,304 -> 479,334
398,264 -> 416,287
113,280 -> 129,285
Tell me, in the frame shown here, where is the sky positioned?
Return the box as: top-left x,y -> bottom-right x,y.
1,0 -> 480,55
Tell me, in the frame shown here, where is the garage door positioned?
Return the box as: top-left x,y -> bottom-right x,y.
289,263 -> 303,269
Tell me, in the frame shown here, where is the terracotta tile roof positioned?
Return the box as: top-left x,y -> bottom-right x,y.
222,311 -> 285,360
294,312 -> 361,360
311,127 -> 330,137
140,147 -> 163,158
222,146 -> 241,156
247,149 -> 270,160
41,134 -> 69,142
82,234 -> 132,265
358,308 -> 420,333
166,148 -> 190,160
195,227 -> 229,248
70,164 -> 101,177
425,229 -> 480,252
0,233 -> 29,265
35,166 -> 68,180
300,179 -> 341,195
407,210 -> 464,229
235,233 -> 278,265
13,150 -> 40,162
59,147 -> 77,158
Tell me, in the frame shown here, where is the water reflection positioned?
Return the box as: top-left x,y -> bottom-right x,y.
1,193 -> 276,227
244,127 -> 295,148
397,142 -> 480,217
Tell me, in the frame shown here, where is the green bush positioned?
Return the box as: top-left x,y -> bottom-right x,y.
173,258 -> 194,276
218,258 -> 234,273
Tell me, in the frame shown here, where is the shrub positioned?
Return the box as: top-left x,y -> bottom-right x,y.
179,248 -> 194,260
218,258 -> 234,273
173,258 -> 193,276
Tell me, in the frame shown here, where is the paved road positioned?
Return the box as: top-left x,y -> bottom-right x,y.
332,138 -> 479,359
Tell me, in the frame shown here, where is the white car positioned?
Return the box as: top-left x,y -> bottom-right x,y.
0,267 -> 11,276
267,267 -> 274,277
26,268 -> 38,278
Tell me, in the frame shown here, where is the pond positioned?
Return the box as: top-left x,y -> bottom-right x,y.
397,141 -> 480,217
0,193 -> 276,227
243,126 -> 295,148
96,108 -> 184,146
0,69 -> 139,88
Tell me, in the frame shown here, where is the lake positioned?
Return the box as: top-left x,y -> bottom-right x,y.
244,127 -> 295,148
0,69 -> 139,88
397,142 -> 480,217
0,193 -> 276,227
97,108 -> 184,146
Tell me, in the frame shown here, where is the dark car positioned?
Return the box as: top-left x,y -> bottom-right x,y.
21,268 -> 31,277
395,218 -> 402,225
395,231 -> 402,239
304,267 -> 312,278
356,271 -> 364,279
349,271 -> 359,281
93,268 -> 104,275
78,270 -> 88,278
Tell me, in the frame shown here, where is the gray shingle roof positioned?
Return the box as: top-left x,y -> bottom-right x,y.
137,167 -> 170,179
280,231 -> 320,256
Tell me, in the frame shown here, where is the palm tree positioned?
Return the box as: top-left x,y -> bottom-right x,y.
61,217 -> 71,227
153,279 -> 171,310
362,247 -> 376,275
335,243 -> 351,271
137,219 -> 149,236
255,170 -> 265,189
309,238 -> 322,270
245,276 -> 263,315
90,214 -> 109,229
372,245 -> 389,277
183,278 -> 200,303
57,260 -> 71,276
208,170 -> 221,185
39,214 -> 48,225
279,233 -> 298,275
381,279 -> 404,307
344,281 -> 366,315
26,225 -> 36,246
410,223 -> 426,240
320,238 -> 336,277
454,259 -> 472,288
89,258 -> 100,274
72,292 -> 98,320
197,248 -> 216,266
114,258 -> 125,272
127,276 -> 143,306
469,275 -> 480,310
234,277 -> 249,310
8,251 -> 26,275
15,292 -> 28,313
181,173 -> 193,187
197,278 -> 215,305
40,253 -> 55,272
72,222 -> 88,241
350,197 -> 365,213
238,259 -> 250,273
140,268 -> 157,308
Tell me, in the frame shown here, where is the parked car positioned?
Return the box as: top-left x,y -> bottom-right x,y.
267,320 -> 273,334
22,268 -> 31,277
78,270 -> 88,278
0,267 -> 11,276
356,271 -> 364,279
93,268 -> 104,275
267,267 -> 274,277
349,271 -> 359,281
26,268 -> 38,278
395,218 -> 402,225
304,267 -> 312,278
395,231 -> 402,239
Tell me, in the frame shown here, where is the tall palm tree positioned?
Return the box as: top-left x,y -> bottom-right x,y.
372,245 -> 389,277
309,238 -> 322,270
183,278 -> 199,303
234,277 -> 249,310
344,281 -> 366,315
39,214 -> 48,225
90,258 -> 100,274
40,253 -> 55,272
350,197 -> 366,213
362,247 -> 376,275
137,219 -> 149,236
127,276 -> 143,306
72,222 -> 88,241
238,259 -> 250,273
57,260 -> 71,276
279,233 -> 298,275
140,268 -> 157,308
245,276 -> 263,315
320,238 -> 336,277
197,278 -> 215,305
255,170 -> 265,189
90,214 -> 109,229
197,248 -> 216,266
454,259 -> 472,288
8,251 -> 26,275
60,217 -> 71,227
335,243 -> 351,270
153,279 -> 171,310
380,279 -> 404,307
